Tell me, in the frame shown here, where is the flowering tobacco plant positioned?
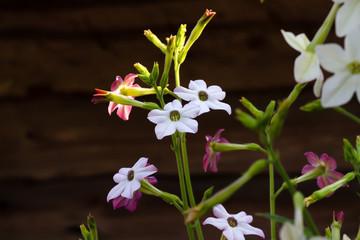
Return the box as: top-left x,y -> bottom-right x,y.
84,3 -> 360,240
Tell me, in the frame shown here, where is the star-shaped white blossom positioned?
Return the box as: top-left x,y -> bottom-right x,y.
203,204 -> 265,240
333,0 -> 360,37
147,100 -> 199,140
174,80 -> 231,115
107,157 -> 157,201
315,29 -> 360,107
281,30 -> 324,97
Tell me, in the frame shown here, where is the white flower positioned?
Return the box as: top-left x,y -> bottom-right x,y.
203,204 -> 265,240
107,157 -> 157,200
147,100 -> 199,140
174,80 -> 231,115
333,0 -> 360,37
281,30 -> 324,97
315,29 -> 360,107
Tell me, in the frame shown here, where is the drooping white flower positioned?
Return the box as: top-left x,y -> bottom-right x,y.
281,30 -> 324,97
315,29 -> 360,107
203,204 -> 265,240
174,80 -> 231,115
107,157 -> 157,200
147,100 -> 199,140
280,223 -> 329,240
333,0 -> 360,37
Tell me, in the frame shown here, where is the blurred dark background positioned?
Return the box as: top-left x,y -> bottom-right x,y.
1,0 -> 359,239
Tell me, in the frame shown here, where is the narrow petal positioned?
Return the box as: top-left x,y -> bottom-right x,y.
212,204 -> 230,218
111,78 -> 122,91
196,102 -> 211,115
132,157 -> 148,170
335,0 -> 360,37
313,70 -> 324,97
113,172 -> 127,183
189,80 -> 207,91
147,109 -> 169,124
154,121 -> 176,140
203,153 -> 211,172
207,85 -> 226,100
171,99 -> 183,110
315,44 -> 347,73
181,102 -> 201,118
175,118 -> 198,134
281,30 -> 308,52
321,72 -> 356,107
320,154 -> 337,169
203,217 -> 228,230
174,86 -> 198,101
121,180 -> 141,199
301,164 -> 316,174
304,152 -> 320,166
326,170 -> 345,183
123,73 -> 137,86
294,52 -> 320,83
223,227 -> 238,240
317,176 -> 328,189
107,182 -> 127,201
206,99 -> 232,114
108,102 -> 118,115
237,223 -> 265,238
116,104 -> 132,120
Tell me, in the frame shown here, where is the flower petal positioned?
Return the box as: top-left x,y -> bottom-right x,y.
107,182 -> 127,201
116,104 -> 133,120
147,109 -> 169,124
237,222 -> 265,238
123,73 -> 137,86
154,121 -> 176,140
175,118 -> 198,134
345,28 -> 360,61
304,152 -> 320,166
189,79 -> 207,91
181,102 -> 201,118
174,86 -> 198,101
335,0 -> 360,37
212,204 -> 230,218
203,217 -> 228,230
294,51 -> 321,83
321,72 -> 357,107
320,154 -> 337,169
315,44 -> 347,73
207,85 -> 226,100
281,30 -> 308,52
121,180 -> 141,199
313,70 -> 324,97
206,99 -> 232,114
301,164 -> 316,174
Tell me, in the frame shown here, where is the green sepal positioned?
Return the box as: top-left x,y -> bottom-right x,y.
201,186 -> 214,202
175,24 -> 187,52
258,100 -> 275,128
300,99 -> 325,112
160,36 -> 175,90
269,99 -> 290,141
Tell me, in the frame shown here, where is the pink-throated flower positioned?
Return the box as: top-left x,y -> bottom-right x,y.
174,80 -> 231,115
203,204 -> 265,240
203,129 -> 229,172
107,157 -> 157,211
147,100 -> 199,140
110,176 -> 157,212
302,152 -> 347,193
107,74 -> 139,120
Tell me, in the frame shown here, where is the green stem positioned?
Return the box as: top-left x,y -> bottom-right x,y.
333,107 -> 360,124
175,62 -> 181,87
306,2 -> 340,51
269,162 -> 276,240
171,134 -> 195,240
180,133 -> 204,240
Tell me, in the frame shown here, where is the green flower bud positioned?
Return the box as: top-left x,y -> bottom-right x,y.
239,97 -> 264,119
143,29 -> 167,54
150,62 -> 159,85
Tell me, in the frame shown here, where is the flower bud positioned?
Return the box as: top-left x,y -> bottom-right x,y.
144,29 -> 167,54
150,62 -> 159,85
343,138 -> 357,165
239,97 -> 264,119
235,109 -> 260,131
331,211 -> 344,240
134,62 -> 151,85
175,24 -> 187,51
304,172 -> 355,207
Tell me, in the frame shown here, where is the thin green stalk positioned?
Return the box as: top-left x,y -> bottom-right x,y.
175,62 -> 181,87
333,107 -> 360,124
171,134 -> 195,240
180,133 -> 204,240
269,162 -> 276,240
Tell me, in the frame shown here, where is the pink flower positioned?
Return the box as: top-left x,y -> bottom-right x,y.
302,152 -> 347,192
110,176 -> 157,212
107,158 -> 157,211
203,129 -> 229,172
203,204 -> 265,240
108,74 -> 139,120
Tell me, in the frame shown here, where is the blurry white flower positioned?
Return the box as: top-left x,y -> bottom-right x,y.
281,30 -> 324,97
315,29 -> 360,107
333,0 -> 360,37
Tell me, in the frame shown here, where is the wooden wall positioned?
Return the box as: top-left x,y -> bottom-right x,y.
1,0 -> 359,239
